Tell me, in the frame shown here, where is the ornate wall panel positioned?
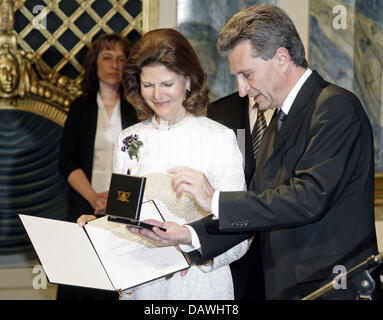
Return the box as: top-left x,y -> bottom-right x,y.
0,0 -> 151,254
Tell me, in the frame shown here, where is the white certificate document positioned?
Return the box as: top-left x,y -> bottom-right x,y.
19,201 -> 189,292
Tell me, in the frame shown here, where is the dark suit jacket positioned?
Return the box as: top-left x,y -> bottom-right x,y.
191,71 -> 378,299
59,95 -> 138,222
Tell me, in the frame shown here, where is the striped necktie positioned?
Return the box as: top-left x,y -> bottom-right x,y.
251,106 -> 267,159
277,109 -> 287,132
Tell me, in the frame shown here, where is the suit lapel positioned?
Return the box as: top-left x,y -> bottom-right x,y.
254,71 -> 325,189
274,71 -> 324,151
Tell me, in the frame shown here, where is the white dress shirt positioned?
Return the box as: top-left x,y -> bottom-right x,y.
91,93 -> 122,193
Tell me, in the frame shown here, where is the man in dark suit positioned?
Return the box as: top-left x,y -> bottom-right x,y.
208,94 -> 273,299
208,94 -> 274,187
130,4 -> 379,299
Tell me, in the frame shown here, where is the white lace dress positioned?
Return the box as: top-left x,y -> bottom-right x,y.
113,114 -> 248,300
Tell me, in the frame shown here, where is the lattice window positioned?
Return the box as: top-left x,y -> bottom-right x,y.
13,0 -> 143,80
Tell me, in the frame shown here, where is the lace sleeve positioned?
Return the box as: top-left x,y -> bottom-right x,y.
211,129 -> 246,192
199,129 -> 249,272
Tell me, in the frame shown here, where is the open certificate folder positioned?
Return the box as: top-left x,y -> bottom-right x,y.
19,200 -> 190,292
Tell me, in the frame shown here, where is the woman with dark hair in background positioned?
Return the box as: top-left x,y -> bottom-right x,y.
58,33 -> 138,300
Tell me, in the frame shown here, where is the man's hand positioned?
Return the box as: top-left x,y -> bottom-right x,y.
168,167 -> 215,212
126,219 -> 192,247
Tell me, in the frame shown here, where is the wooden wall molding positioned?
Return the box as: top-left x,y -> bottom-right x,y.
375,172 -> 383,207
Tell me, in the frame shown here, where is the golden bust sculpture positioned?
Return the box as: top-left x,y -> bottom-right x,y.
0,0 -> 81,125
0,32 -> 80,107
0,33 -> 31,99
0,46 -> 19,95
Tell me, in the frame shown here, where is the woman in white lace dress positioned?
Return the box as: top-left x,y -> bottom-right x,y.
80,28 -> 249,300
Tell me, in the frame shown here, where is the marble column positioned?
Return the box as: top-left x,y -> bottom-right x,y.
310,0 -> 383,170
177,0 -> 277,101
177,0 -> 383,170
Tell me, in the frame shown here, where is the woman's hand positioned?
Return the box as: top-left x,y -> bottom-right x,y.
180,253 -> 194,277
67,170 -> 109,215
91,191 -> 109,215
77,214 -> 97,227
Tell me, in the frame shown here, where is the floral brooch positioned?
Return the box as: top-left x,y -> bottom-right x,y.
121,134 -> 143,160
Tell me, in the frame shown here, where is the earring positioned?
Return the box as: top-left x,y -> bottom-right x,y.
186,84 -> 191,92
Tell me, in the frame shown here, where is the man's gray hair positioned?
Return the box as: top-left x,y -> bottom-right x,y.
217,4 -> 308,68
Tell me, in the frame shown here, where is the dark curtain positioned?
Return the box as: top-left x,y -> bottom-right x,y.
0,110 -> 68,253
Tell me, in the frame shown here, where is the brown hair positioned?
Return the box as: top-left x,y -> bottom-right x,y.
81,33 -> 131,102
123,28 -> 209,120
217,4 -> 308,68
